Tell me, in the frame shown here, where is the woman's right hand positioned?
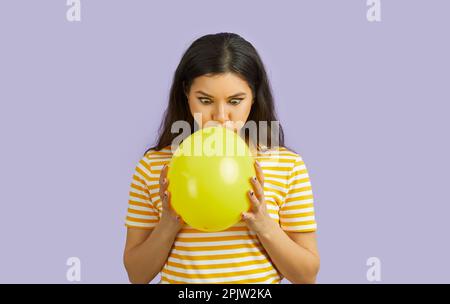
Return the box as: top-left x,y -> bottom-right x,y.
158,164 -> 185,233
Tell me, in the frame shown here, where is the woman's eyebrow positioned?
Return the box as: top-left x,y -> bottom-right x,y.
195,91 -> 247,98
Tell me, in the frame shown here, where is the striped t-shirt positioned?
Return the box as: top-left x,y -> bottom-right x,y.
125,145 -> 317,284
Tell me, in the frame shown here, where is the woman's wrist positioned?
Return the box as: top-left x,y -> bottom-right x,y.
255,218 -> 280,241
156,218 -> 181,240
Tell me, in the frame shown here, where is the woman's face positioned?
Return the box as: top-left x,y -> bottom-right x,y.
185,73 -> 254,132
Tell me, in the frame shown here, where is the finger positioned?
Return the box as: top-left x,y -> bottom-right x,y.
159,178 -> 168,199
159,164 -> 169,185
162,190 -> 169,211
254,161 -> 264,187
247,189 -> 260,212
159,166 -> 169,198
250,176 -> 264,202
241,212 -> 255,221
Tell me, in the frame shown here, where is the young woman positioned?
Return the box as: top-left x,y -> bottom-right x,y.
123,33 -> 320,284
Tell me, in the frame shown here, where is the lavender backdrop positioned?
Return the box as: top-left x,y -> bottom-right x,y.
0,0 -> 449,283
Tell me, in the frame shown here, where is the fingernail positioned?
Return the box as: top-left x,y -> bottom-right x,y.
163,178 -> 167,184
250,190 -> 254,196
253,176 -> 257,181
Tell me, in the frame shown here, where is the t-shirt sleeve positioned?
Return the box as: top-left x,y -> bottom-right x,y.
124,157 -> 160,230
279,154 -> 317,232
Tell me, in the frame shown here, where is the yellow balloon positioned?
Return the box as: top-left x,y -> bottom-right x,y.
167,126 -> 256,232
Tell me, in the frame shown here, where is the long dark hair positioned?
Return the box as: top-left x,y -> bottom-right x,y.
144,32 -> 289,155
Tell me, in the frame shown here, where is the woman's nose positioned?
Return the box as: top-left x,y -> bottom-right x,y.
212,104 -> 228,124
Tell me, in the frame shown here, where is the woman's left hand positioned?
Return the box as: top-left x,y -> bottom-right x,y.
241,160 -> 275,235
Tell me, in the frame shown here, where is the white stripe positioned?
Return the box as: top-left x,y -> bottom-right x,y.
125,220 -> 155,228
174,239 -> 261,247
285,190 -> 313,200
288,173 -> 310,185
128,196 -> 150,204
171,246 -> 262,256
262,169 -> 290,176
165,261 -> 273,275
264,190 -> 283,202
279,207 -> 314,214
178,230 -> 255,238
136,162 -> 153,179
288,180 -> 311,189
264,182 -> 288,193
152,164 -> 167,171
282,198 -> 313,207
266,203 -> 280,211
288,173 -> 309,183
126,212 -> 159,220
292,163 -> 306,171
129,187 -> 150,198
264,176 -> 289,184
280,215 -> 315,222
148,188 -> 161,197
146,156 -> 171,162
259,154 -> 298,161
167,254 -> 268,266
259,162 -> 292,168
282,224 -> 317,231
127,204 -> 155,212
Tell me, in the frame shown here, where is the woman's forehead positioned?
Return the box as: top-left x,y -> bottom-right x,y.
190,73 -> 252,96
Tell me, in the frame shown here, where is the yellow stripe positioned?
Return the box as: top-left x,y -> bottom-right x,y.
128,200 -> 153,209
289,177 -> 310,186
129,191 -> 148,201
285,194 -> 313,203
282,203 -> 314,210
288,186 -> 312,194
125,224 -> 155,230
180,226 -> 249,233
263,166 -> 291,172
170,250 -> 266,261
254,157 -> 293,163
280,211 -> 315,218
162,265 -> 275,279
173,242 -> 263,252
176,235 -> 258,243
167,257 -> 269,270
281,220 -> 316,226
127,208 -> 158,217
126,216 -> 159,224
136,166 -> 152,183
130,182 -> 146,193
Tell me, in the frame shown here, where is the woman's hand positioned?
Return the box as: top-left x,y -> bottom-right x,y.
241,160 -> 275,235
158,164 -> 185,233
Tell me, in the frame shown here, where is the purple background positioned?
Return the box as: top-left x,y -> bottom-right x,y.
0,0 -> 449,283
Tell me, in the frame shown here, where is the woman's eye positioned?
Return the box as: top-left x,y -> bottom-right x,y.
229,99 -> 242,105
198,98 -> 212,105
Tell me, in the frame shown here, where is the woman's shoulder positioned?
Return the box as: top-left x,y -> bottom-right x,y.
257,145 -> 303,161
133,145 -> 173,175
143,145 -> 174,160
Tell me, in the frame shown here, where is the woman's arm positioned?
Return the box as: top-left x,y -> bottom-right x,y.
255,223 -> 320,284
123,164 -> 184,284
123,219 -> 179,284
242,160 -> 320,283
